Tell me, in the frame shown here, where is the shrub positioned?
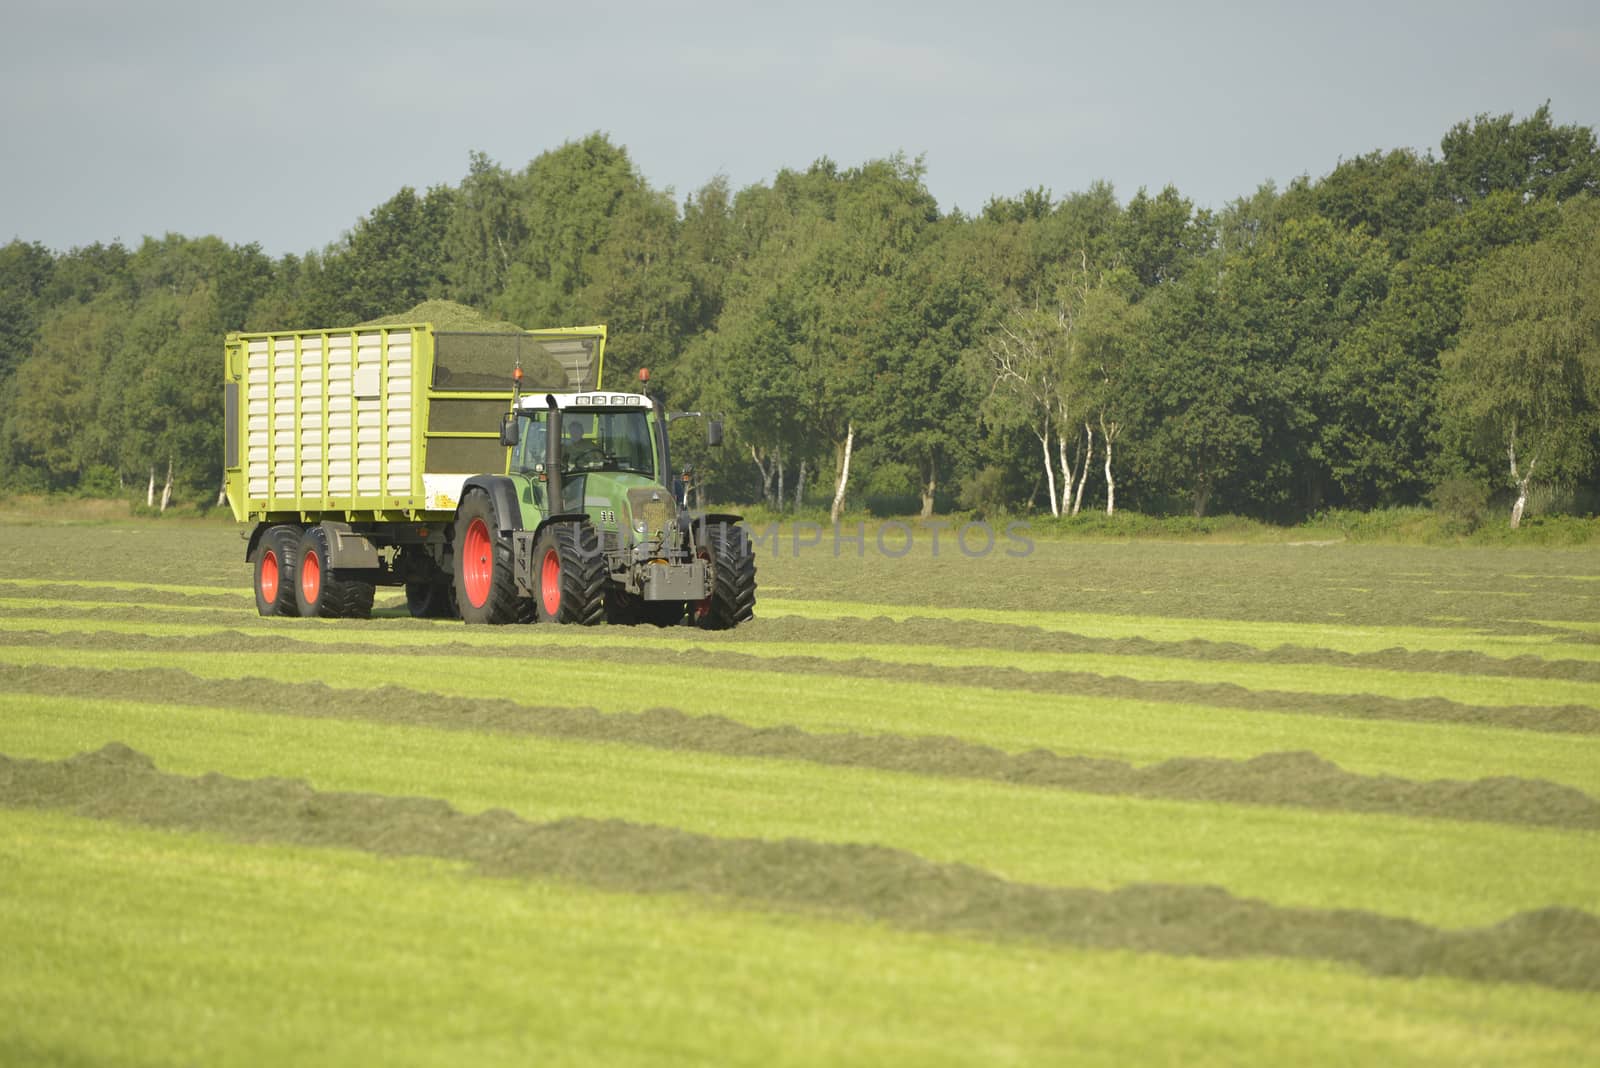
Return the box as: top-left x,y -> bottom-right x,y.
1431,478 -> 1490,534
957,466 -> 1010,519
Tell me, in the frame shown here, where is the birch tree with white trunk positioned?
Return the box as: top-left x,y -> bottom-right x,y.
1440,197 -> 1600,529
979,306 -> 1070,515
829,422 -> 854,523
1073,284 -> 1144,517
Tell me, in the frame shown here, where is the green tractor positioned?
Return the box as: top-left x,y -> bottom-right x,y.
443,387 -> 756,628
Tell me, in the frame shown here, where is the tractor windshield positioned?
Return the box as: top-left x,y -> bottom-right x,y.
511,407 -> 655,478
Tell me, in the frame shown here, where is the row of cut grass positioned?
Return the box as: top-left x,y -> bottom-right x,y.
5,610 -> 1596,709
2,693 -> 1594,927
10,571 -> 1599,660
4,638 -> 1599,796
760,597 -> 1600,659
6,809 -> 1595,1068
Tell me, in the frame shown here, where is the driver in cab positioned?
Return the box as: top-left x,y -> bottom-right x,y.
564,417 -> 601,467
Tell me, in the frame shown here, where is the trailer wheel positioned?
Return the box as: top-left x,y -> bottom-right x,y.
454,492 -> 525,624
252,525 -> 302,617
693,520 -> 756,630
406,579 -> 457,619
533,520 -> 605,625
294,526 -> 375,619
336,578 -> 376,620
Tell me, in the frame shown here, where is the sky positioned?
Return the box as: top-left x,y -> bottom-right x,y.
3,0 -> 1597,258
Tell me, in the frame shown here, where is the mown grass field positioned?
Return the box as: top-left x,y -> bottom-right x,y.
2,514 -> 1598,1065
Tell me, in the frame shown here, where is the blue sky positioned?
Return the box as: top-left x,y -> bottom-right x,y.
3,0 -> 1596,256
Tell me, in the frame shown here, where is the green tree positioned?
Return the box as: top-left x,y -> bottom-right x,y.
443,151 -> 528,309
1305,149 -> 1446,259
0,240 -> 54,384
1116,185 -> 1211,290
687,155 -> 939,517
975,260 -> 1117,519
974,301 -> 1072,515
1130,256 -> 1280,518
1439,197 -> 1600,527
1073,284 -> 1145,515
575,186 -> 693,384
497,134 -> 642,328
1,297 -> 128,488
865,230 -> 994,516
678,176 -> 737,335
315,185 -> 454,324
42,241 -> 132,306
1441,103 -> 1600,205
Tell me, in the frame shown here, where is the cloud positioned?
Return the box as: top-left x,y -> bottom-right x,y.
1543,26 -> 1600,63
819,35 -> 969,95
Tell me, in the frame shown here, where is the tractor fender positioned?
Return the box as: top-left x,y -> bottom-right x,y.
512,512 -> 598,598
693,512 -> 745,531
691,512 -> 748,554
523,512 -> 595,561
532,512 -> 592,537
460,475 -> 524,534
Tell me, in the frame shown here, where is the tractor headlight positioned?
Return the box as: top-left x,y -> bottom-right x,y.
627,487 -> 675,540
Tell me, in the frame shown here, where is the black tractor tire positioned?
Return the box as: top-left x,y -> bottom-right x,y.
252,525 -> 302,617
406,579 -> 457,619
603,585 -> 641,625
693,520 -> 756,630
532,520 -> 606,625
453,492 -> 528,625
604,586 -> 685,627
642,600 -> 686,627
294,526 -> 375,619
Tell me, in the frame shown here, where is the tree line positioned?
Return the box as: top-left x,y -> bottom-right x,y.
2,104 -> 1597,526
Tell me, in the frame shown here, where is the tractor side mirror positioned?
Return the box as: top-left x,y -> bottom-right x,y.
499,413 -> 519,446
707,419 -> 724,447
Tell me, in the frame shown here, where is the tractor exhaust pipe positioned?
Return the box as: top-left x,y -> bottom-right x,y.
545,394 -> 564,513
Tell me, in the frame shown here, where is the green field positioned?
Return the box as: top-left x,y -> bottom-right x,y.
2,516 -> 1598,1065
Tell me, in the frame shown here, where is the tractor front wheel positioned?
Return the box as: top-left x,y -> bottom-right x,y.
693,521 -> 756,630
533,520 -> 605,625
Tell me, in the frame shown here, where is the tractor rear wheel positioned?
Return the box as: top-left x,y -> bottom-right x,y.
533,520 -> 605,625
693,520 -> 756,630
252,525 -> 301,617
453,492 -> 526,624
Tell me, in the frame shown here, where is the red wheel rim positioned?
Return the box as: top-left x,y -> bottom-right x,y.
463,518 -> 492,609
300,549 -> 321,606
540,548 -> 562,617
260,549 -> 280,602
